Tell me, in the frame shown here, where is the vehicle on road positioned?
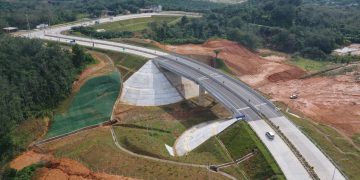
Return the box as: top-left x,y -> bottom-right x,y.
290,94 -> 298,99
236,114 -> 246,120
266,131 -> 275,140
69,39 -> 76,45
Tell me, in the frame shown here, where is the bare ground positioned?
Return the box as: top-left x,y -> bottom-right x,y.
160,39 -> 360,137
10,150 -> 135,180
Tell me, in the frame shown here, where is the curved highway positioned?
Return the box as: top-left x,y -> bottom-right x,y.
18,12 -> 345,180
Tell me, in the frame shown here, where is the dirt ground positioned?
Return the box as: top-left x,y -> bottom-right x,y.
161,40 -> 360,137
72,51 -> 115,92
10,150 -> 136,180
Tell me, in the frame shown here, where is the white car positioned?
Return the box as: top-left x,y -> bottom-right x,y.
266,131 -> 275,140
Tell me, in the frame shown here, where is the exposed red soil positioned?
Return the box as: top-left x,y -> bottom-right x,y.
10,150 -> 50,170
72,51 -> 114,92
267,68 -> 306,82
10,151 -> 136,180
159,39 -> 360,136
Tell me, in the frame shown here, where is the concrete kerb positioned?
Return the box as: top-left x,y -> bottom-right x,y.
259,113 -> 320,180
284,110 -> 349,180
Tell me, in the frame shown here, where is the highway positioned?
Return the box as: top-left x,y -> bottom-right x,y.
19,12 -> 345,180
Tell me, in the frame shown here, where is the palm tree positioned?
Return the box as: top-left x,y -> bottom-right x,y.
212,49 -> 221,68
214,49 -> 221,59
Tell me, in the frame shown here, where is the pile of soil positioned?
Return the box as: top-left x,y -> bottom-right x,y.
268,68 -> 306,82
159,39 -> 360,136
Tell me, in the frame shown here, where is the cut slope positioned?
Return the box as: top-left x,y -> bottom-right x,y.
120,60 -> 183,106
46,72 -> 120,138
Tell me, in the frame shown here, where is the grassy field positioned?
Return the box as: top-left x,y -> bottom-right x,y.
219,121 -> 285,180
46,72 -> 120,138
93,16 -> 181,32
275,102 -> 360,179
289,57 -> 332,71
45,127 -> 226,180
113,100 -> 232,164
112,98 -> 284,179
99,50 -> 148,80
10,118 -> 48,151
215,58 -> 234,75
111,38 -> 163,51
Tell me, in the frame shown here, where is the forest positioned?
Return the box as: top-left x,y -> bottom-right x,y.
0,0 -> 222,30
146,0 -> 360,59
1,0 -> 360,174
0,35 -> 93,172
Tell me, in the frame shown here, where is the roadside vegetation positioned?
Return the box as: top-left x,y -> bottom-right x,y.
219,122 -> 285,179
113,95 -> 283,179
44,127 -> 226,180
275,102 -> 360,179
46,72 -> 120,138
143,0 -> 360,59
0,36 -> 94,173
70,16 -> 183,40
0,0 -> 221,31
100,50 -> 148,80
113,99 -> 230,164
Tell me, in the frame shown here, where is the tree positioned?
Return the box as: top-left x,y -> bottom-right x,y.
227,28 -> 259,50
212,49 -> 221,68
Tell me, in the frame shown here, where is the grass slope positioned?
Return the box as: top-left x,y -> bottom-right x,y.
289,57 -> 332,71
282,110 -> 360,179
93,16 -> 181,32
46,72 -> 120,138
48,127 -> 226,180
219,121 -> 285,180
98,50 -> 148,80
113,101 -> 232,164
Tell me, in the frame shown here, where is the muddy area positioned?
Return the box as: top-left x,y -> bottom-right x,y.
160,40 -> 360,136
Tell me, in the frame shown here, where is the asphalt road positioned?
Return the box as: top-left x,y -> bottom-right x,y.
19,12 -> 345,180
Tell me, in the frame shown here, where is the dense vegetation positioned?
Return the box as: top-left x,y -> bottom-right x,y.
0,0 -> 222,30
0,35 -> 93,172
2,163 -> 44,180
146,0 -> 360,59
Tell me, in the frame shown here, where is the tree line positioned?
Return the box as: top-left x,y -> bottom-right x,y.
0,0 -> 222,31
145,0 -> 360,60
0,35 -> 93,174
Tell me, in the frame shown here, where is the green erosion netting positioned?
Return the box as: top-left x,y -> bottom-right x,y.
46,71 -> 121,138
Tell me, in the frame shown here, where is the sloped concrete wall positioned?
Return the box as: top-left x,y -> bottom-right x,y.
120,60 -> 183,106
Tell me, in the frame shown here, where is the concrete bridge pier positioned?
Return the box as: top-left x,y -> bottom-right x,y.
198,87 -> 207,107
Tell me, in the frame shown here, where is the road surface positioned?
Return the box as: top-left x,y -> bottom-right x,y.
18,12 -> 345,180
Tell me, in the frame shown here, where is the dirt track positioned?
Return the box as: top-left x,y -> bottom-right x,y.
161,40 -> 360,136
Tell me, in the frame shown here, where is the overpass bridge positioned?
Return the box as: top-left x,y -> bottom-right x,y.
18,12 -> 346,180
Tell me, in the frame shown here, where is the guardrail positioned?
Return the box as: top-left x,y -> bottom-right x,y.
42,33 -> 345,179
283,111 -> 349,180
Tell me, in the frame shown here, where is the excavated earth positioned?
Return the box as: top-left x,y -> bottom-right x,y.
10,150 -> 136,180
162,40 -> 360,137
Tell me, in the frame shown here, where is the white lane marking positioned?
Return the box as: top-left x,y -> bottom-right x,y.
237,103 -> 267,111
255,103 -> 267,107
198,76 -> 209,81
237,107 -> 250,111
